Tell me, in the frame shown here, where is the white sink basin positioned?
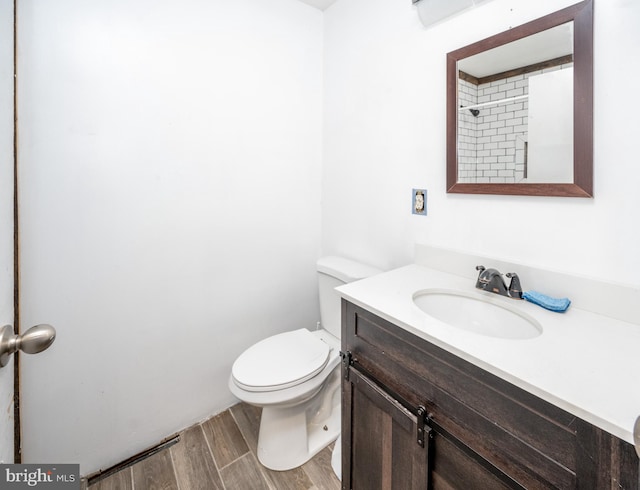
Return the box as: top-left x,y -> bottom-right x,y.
412,289 -> 542,340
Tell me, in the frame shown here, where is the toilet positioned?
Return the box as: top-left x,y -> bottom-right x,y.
228,256 -> 382,472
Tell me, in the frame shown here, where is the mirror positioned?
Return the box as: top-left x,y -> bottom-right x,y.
446,0 -> 593,197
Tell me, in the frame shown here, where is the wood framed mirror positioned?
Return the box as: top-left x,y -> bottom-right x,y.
446,0 -> 593,197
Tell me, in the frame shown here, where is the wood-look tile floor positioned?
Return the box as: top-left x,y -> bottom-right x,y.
87,402 -> 341,490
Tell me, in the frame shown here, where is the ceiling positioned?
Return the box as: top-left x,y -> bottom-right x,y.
458,22 -> 574,78
296,0 -> 338,11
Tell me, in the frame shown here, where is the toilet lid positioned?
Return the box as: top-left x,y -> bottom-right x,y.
232,329 -> 331,392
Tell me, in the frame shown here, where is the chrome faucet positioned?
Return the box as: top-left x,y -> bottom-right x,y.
505,272 -> 523,299
475,266 -> 523,299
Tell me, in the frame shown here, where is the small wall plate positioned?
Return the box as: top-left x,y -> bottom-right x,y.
412,189 -> 427,216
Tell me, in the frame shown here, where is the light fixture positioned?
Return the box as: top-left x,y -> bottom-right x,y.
412,0 -> 492,28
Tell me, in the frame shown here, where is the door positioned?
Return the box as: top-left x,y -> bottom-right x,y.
12,0 -> 323,475
0,0 -> 15,464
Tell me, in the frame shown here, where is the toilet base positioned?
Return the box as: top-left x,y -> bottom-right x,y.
256,368 -> 341,471
331,434 -> 341,479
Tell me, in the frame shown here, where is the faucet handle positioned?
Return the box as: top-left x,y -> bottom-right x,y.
506,272 -> 523,299
475,266 -> 486,288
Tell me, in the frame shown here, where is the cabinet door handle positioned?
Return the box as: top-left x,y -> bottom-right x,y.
340,350 -> 353,380
418,405 -> 435,488
417,405 -> 434,448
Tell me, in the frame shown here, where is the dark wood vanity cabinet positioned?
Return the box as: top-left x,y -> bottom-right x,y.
341,300 -> 639,489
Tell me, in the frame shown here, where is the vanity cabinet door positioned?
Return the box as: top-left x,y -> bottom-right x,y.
343,362 -> 520,490
342,363 -> 430,489
428,418 -> 522,489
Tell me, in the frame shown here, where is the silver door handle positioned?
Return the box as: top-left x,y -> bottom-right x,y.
0,324 -> 56,368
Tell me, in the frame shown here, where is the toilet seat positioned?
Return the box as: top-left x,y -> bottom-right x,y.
232,329 -> 331,392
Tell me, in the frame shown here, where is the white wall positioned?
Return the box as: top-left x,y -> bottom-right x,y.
17,0 -> 322,474
0,0 -> 14,464
323,0 -> 640,287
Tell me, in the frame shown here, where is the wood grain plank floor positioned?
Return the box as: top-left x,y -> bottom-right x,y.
132,448 -> 179,490
230,402 -> 261,453
220,453 -> 272,490
201,409 -> 249,469
87,403 -> 340,490
88,468 -> 132,490
170,426 -> 224,490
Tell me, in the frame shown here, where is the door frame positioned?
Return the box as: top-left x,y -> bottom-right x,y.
12,0 -> 21,463
0,0 -> 18,466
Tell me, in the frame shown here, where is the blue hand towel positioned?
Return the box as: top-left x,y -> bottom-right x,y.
523,291 -> 571,312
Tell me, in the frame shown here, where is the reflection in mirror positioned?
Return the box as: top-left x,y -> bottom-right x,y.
446,0 -> 593,197
457,23 -> 574,184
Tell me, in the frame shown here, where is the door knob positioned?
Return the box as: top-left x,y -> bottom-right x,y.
0,324 -> 56,368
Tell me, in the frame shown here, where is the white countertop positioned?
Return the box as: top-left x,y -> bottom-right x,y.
337,264 -> 640,445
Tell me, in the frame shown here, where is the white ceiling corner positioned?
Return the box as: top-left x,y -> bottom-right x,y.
296,0 -> 338,11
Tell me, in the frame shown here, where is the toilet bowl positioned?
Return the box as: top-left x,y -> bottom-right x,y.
229,328 -> 341,470
228,256 -> 382,472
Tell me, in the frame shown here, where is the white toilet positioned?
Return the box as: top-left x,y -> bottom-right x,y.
229,256 -> 381,472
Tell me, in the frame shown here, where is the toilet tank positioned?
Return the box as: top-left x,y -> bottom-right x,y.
316,256 -> 383,338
